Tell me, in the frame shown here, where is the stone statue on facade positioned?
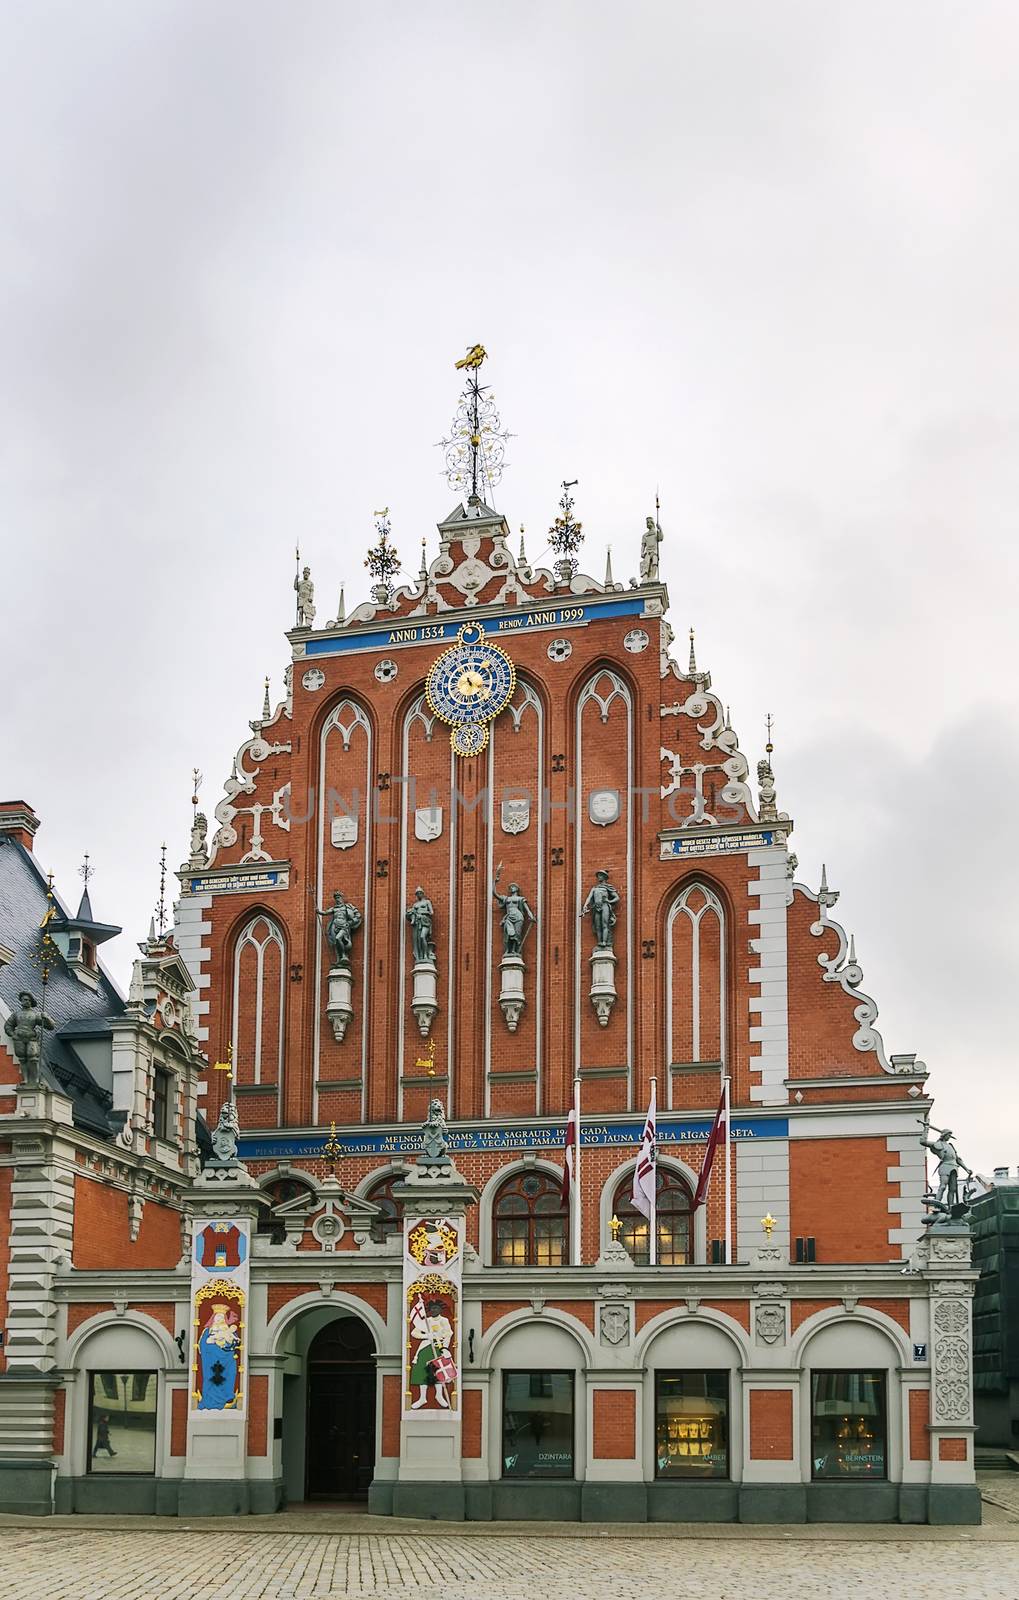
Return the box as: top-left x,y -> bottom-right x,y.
922,1124 -> 974,1220
639,515 -> 662,583
493,881 -> 535,957
3,991 -> 55,1087
188,811 -> 209,868
581,870 -> 620,950
757,757 -> 778,823
421,1098 -> 450,1163
318,890 -> 363,967
294,565 -> 316,629
406,887 -> 436,964
209,1097 -> 241,1166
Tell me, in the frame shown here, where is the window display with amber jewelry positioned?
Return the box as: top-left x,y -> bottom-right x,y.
612,1168 -> 692,1266
502,1371 -> 574,1478
810,1370 -> 887,1479
87,1371 -> 157,1475
654,1371 -> 729,1478
493,1172 -> 569,1266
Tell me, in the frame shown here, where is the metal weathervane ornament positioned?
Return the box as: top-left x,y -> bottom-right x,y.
439,344 -> 510,503
425,622 -> 516,758
548,479 -> 584,585
365,508 -> 401,605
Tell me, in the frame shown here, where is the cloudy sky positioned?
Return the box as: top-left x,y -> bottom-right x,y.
2,2 -> 1016,1170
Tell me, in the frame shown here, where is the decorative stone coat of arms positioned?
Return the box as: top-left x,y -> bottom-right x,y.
415,806 -> 443,842
599,1303 -> 630,1346
755,1302 -> 786,1346
331,814 -> 358,849
501,797 -> 530,835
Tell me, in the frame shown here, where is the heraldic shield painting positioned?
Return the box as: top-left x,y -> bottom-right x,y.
402,1217 -> 463,1418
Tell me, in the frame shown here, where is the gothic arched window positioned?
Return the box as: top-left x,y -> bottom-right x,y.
611,1167 -> 693,1267
364,1174 -> 404,1244
667,881 -> 726,1072
232,912 -> 286,1090
493,1171 -> 568,1267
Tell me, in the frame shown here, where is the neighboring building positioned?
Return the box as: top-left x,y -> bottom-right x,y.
972,1169 -> 1019,1450
0,374 -> 982,1523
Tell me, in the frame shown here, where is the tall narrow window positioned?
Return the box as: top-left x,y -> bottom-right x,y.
232,913 -> 286,1088
88,1371 -> 157,1475
152,1068 -> 171,1142
667,881 -> 726,1081
612,1167 -> 692,1266
493,1172 -> 568,1267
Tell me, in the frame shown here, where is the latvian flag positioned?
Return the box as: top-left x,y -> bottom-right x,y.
561,1105 -> 578,1205
631,1080 -> 657,1220
694,1087 -> 728,1209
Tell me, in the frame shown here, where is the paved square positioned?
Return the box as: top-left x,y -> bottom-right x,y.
0,1520 -> 1017,1600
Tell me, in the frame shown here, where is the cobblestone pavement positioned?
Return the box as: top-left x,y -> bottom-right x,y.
0,1524 -> 1017,1600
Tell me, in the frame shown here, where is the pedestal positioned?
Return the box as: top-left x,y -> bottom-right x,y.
589,947 -> 617,1027
326,963 -> 354,1043
411,959 -> 438,1038
498,954 -> 526,1033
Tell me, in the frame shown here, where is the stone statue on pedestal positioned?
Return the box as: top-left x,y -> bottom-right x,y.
188,811 -> 209,868
318,891 -> 363,967
406,887 -> 436,964
294,565 -> 316,629
640,515 -> 663,582
922,1124 -> 973,1220
581,870 -> 620,950
421,1098 -> 450,1164
209,1097 -> 241,1165
3,991 -> 55,1087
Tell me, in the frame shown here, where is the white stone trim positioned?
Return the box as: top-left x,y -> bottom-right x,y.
746,847 -> 789,1105
736,1136 -> 790,1259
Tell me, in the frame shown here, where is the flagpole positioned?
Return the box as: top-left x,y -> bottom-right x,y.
649,1075 -> 658,1268
723,1072 -> 732,1266
573,1075 -> 582,1267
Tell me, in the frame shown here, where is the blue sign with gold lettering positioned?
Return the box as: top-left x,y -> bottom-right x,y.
303,596 -> 647,659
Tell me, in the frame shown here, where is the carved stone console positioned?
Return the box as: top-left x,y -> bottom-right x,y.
326,963 -> 354,1043
498,953 -> 526,1033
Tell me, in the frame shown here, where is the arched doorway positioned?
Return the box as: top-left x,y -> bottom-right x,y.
304,1316 -> 377,1501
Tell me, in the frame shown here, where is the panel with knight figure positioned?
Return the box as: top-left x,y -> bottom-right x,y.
402,1215 -> 463,1420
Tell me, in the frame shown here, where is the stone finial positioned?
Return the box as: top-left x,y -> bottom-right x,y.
604,546 -> 614,587
261,677 -> 272,722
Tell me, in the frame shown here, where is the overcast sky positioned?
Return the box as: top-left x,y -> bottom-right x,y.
2,2 -> 1016,1170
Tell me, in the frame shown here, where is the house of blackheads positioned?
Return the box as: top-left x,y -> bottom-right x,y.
0,359 -> 981,1524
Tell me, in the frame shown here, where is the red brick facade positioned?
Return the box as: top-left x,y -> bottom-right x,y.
592,1390 -> 636,1459
749,1390 -> 794,1460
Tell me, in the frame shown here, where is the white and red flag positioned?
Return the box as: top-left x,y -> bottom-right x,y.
632,1079 -> 658,1262
561,1078 -> 582,1263
694,1085 -> 729,1209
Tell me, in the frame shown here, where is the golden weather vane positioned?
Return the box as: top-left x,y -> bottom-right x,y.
415,1038 -> 438,1078
212,1042 -> 234,1081
439,345 -> 509,504
454,344 -> 487,371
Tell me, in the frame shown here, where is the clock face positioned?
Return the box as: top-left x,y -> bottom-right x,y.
425,623 -> 516,756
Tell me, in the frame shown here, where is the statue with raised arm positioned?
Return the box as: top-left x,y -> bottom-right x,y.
639,514 -> 663,583
317,890 -> 363,967
493,879 -> 535,957
922,1124 -> 972,1215
581,869 -> 620,950
406,886 -> 436,964
294,565 -> 316,629
4,991 -> 55,1088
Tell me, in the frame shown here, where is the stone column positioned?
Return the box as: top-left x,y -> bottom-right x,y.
923,1223 -> 981,1525
386,1153 -> 478,1521
180,1161 -> 268,1516
0,1087 -> 76,1514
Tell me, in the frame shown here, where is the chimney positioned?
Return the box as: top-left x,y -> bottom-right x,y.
994,1166 -> 1010,1180
0,802 -> 40,852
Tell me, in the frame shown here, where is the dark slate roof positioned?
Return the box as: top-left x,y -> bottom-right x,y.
0,833 -> 211,1151
0,834 -> 123,1136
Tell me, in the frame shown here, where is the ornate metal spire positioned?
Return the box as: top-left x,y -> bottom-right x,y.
262,677 -> 271,722
688,628 -> 697,674
548,479 -> 584,586
365,508 -> 401,605
154,842 -> 168,936
757,715 -> 779,822
439,345 -> 510,504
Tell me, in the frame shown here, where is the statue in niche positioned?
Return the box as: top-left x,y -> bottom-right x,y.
493,878 -> 536,957
639,514 -> 663,582
317,890 -> 363,968
581,869 -> 620,950
3,991 -> 55,1087
421,1097 -> 450,1163
406,886 -> 436,964
294,565 -> 316,629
